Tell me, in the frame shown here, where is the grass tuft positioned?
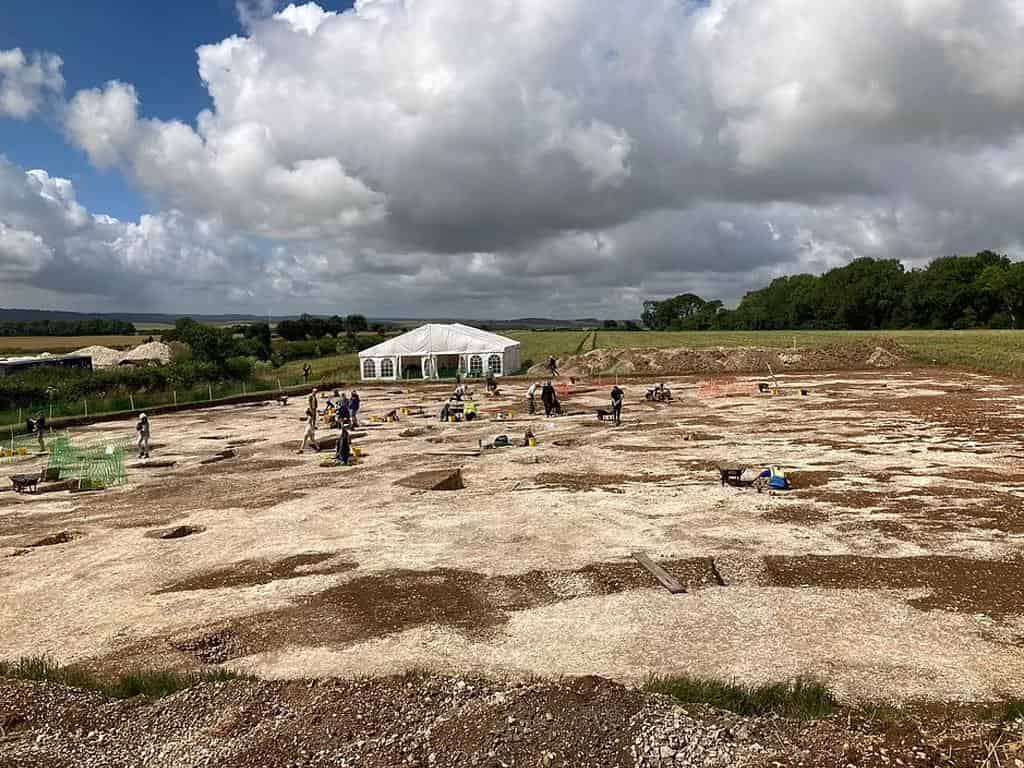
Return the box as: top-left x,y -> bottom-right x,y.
644,673 -> 836,719
0,655 -> 253,699
1002,699 -> 1024,721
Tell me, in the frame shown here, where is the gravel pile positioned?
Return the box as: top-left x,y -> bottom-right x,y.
1,673 -> 1020,767
532,339 -> 909,378
72,346 -> 123,369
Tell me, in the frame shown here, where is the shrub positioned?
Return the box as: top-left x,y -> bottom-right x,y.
224,356 -> 255,380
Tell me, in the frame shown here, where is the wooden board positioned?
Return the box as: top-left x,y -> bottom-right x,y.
631,552 -> 686,594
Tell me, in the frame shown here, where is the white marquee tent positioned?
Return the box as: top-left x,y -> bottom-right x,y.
358,323 -> 521,381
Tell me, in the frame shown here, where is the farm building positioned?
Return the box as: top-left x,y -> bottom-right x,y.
358,323 -> 521,381
0,353 -> 93,378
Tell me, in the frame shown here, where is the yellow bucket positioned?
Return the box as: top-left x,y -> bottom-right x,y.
528,437 -> 537,447
509,409 -> 515,417
353,447 -> 363,458
449,415 -> 456,423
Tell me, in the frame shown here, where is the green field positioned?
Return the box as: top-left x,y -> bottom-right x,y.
0,335 -> 154,355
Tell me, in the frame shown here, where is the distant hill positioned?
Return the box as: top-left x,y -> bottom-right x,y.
0,309 -> 608,329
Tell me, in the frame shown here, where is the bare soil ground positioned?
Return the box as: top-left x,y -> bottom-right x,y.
2,368 -> 1024,765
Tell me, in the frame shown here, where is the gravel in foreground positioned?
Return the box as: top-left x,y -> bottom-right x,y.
2,673 -> 1022,767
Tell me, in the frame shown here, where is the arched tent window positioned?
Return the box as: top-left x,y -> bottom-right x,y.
380,358 -> 395,378
469,355 -> 483,377
362,359 -> 376,379
487,354 -> 502,375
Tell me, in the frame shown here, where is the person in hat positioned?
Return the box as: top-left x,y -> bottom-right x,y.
136,413 -> 151,458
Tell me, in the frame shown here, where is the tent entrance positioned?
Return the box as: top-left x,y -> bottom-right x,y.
434,354 -> 461,379
400,357 -> 424,380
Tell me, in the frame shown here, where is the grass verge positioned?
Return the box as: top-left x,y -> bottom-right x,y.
644,674 -> 836,719
0,656 -> 252,699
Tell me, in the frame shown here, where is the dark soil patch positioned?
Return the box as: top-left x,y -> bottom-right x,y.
155,553 -> 358,593
762,505 -> 829,524
535,471 -> 675,492
146,525 -> 205,540
765,555 -> 1024,617
603,443 -> 671,453
789,471 -> 835,489
103,559 -> 716,669
941,467 -> 1024,484
798,486 -> 1024,534
395,469 -> 464,491
26,530 -> 80,548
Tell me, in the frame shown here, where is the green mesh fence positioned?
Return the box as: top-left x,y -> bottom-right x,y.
0,430 -> 67,464
45,434 -> 128,488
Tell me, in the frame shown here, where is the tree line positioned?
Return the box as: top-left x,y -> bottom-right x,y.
0,319 -> 137,337
642,251 -> 1024,331
275,313 -> 369,341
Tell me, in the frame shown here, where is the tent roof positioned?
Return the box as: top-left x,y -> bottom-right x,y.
359,323 -> 519,358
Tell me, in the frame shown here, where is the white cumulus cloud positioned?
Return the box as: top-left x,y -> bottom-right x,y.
3,0 -> 1024,316
0,48 -> 64,119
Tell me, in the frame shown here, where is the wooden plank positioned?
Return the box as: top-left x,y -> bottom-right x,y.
631,551 -> 686,594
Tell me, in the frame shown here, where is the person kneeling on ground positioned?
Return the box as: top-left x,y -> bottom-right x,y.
136,413 -> 151,459
298,407 -> 318,453
335,426 -> 352,465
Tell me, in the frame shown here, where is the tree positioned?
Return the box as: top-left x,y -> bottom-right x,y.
603,319 -> 619,329
981,261 -> 1024,329
344,314 -> 369,333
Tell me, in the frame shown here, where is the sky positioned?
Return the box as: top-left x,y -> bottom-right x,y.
1,1 -> 1023,319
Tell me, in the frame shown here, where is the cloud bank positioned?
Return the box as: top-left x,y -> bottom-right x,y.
4,0 -> 1024,315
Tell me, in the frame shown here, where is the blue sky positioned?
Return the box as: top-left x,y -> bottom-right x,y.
0,0 -> 353,220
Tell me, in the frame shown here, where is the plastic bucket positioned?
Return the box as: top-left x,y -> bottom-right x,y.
528,437 -> 537,447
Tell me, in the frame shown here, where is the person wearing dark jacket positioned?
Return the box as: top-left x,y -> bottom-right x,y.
336,427 -> 352,465
349,391 -> 361,427
610,385 -> 624,426
541,381 -> 556,417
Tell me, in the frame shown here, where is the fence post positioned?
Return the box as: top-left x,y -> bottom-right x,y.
173,390 -> 177,406
84,399 -> 88,418
129,394 -> 135,412
49,403 -> 52,420
9,425 -> 13,452
277,378 -> 282,391
208,383 -> 213,402
18,408 -> 22,426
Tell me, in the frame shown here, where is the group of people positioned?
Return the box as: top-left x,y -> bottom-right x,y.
299,387 -> 362,464
325,389 -> 361,429
526,380 -> 562,417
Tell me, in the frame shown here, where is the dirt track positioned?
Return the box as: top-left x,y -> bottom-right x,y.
2,369 -> 1024,707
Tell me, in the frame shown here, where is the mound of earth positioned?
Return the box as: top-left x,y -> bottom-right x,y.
1,673 -> 1019,768
530,338 -> 908,377
71,345 -> 123,369
119,341 -> 173,365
